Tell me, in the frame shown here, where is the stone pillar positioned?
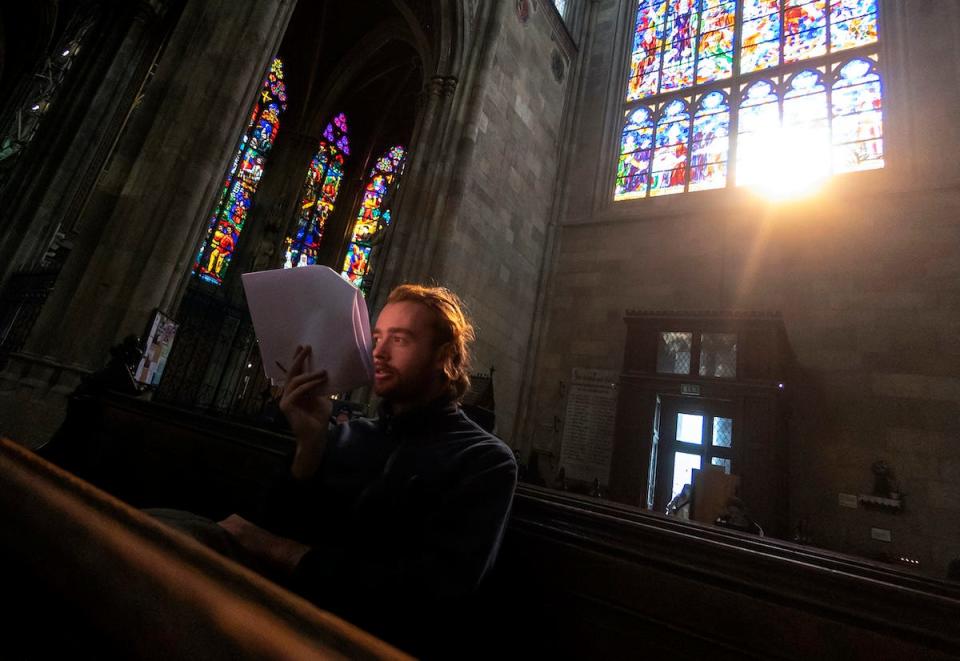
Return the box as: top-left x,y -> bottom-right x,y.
0,0 -> 297,446
370,0 -> 509,305
31,0 -> 297,363
0,0 -> 171,286
367,73 -> 460,312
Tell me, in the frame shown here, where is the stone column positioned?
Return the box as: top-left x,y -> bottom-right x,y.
367,73 -> 457,310
0,0 -> 297,446
371,0 -> 509,302
0,0 -> 170,286
31,0 -> 297,363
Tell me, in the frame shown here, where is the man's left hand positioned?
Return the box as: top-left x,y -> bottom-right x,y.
218,514 -> 311,573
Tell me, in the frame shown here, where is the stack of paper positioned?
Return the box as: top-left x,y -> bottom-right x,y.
242,266 -> 373,394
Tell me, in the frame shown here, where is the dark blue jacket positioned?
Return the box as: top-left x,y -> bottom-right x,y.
263,397 -> 518,646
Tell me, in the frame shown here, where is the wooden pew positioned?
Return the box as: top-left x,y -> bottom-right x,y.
491,485 -> 960,659
38,391 -> 295,518
25,390 -> 960,658
0,436 -> 410,660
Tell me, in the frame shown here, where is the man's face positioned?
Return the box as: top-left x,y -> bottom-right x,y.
371,301 -> 445,405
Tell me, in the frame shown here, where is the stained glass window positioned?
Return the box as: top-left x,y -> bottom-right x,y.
660,1 -> 699,92
650,99 -> 690,196
697,1 -> 736,84
284,113 -> 349,268
615,0 -> 881,200
831,57 -> 883,171
783,1 -> 827,63
690,90 -> 730,191
741,0 -> 780,73
193,58 -> 287,285
736,78 -> 779,185
615,107 -> 655,200
0,13 -> 96,191
340,145 -> 406,294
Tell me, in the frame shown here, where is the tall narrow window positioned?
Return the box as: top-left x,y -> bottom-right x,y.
0,13 -> 96,190
690,90 -> 730,191
284,113 -> 350,268
340,145 -> 406,295
615,0 -> 881,200
831,57 -> 882,171
193,58 -> 287,285
615,107 -> 655,200
650,98 -> 690,197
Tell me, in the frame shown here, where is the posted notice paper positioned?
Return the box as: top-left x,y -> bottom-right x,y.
242,265 -> 374,394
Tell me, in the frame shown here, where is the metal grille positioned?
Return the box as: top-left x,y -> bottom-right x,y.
0,270 -> 58,368
153,286 -> 290,432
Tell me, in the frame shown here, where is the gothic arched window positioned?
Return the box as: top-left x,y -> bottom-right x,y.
0,12 -> 96,190
614,0 -> 881,200
284,113 -> 350,268
340,145 -> 406,295
193,58 -> 287,285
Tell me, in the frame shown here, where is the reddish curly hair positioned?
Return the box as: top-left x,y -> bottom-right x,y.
386,284 -> 475,402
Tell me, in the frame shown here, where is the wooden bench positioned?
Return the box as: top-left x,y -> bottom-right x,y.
38,391 -> 294,518
0,437 -> 409,660
493,485 -> 960,659
22,390 -> 960,659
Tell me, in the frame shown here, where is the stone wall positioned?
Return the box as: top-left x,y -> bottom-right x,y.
523,0 -> 960,575
430,0 -> 575,442
0,0 -> 297,447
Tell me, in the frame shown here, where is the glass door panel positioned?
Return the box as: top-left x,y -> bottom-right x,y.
672,451 -> 702,499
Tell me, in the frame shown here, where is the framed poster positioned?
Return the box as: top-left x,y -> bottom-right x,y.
134,309 -> 178,387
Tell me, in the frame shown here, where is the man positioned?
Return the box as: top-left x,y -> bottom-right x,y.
218,284 -> 518,653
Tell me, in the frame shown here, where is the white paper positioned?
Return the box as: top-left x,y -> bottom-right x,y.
242,266 -> 374,394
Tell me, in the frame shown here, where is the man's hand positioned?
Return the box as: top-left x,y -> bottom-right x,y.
278,345 -> 333,479
218,514 -> 310,573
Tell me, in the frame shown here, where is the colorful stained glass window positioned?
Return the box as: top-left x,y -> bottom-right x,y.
284,113 -> 349,268
689,90 -> 730,191
741,0 -> 781,73
340,145 -> 406,294
617,0 -> 882,200
784,0 -> 827,63
614,107 -> 656,200
830,0 -> 877,51
696,1 -> 735,84
650,99 -> 690,196
831,57 -> 883,171
194,58 -> 287,285
660,1 -> 700,92
627,1 -> 668,101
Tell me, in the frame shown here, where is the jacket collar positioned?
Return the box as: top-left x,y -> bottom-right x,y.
376,395 -> 459,436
